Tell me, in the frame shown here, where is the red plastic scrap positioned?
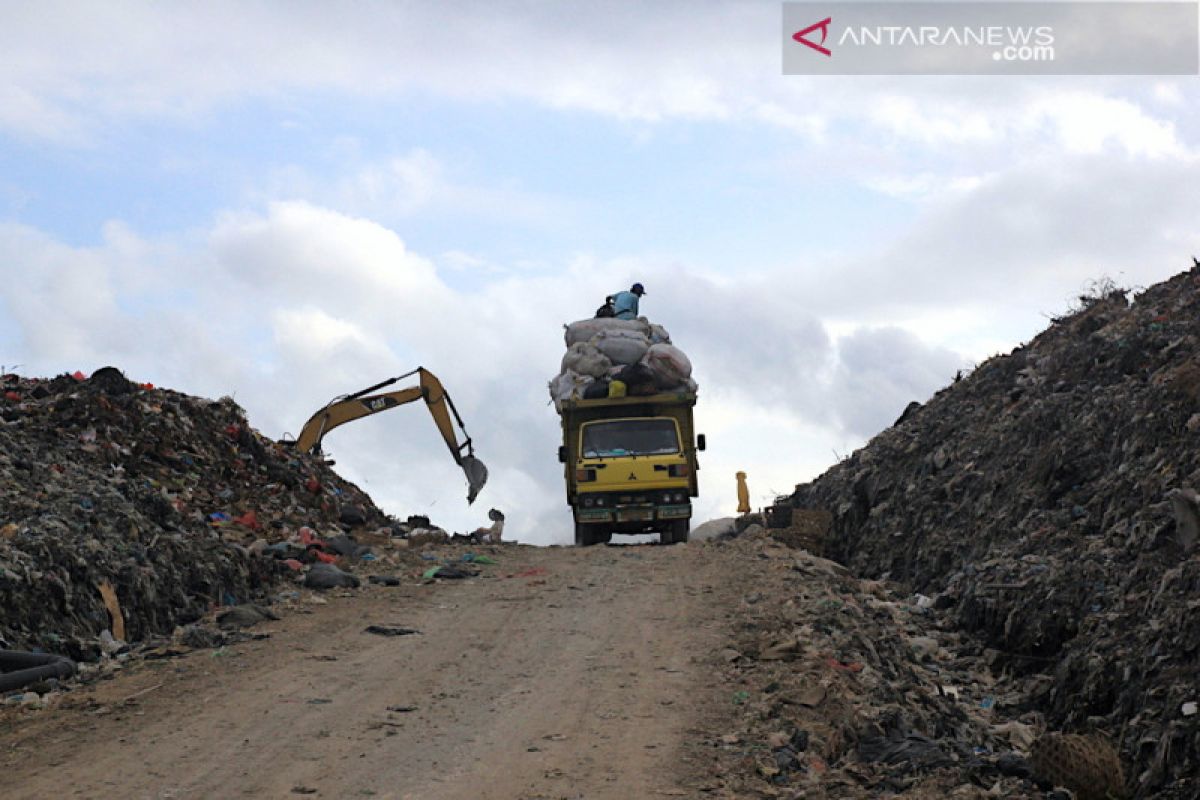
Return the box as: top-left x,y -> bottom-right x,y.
312,550 -> 337,564
3,391 -> 19,402
282,558 -> 304,571
224,424 -> 241,440
72,370 -> 86,380
233,510 -> 261,530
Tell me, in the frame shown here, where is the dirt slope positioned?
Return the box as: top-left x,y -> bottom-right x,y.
1,543 -> 751,800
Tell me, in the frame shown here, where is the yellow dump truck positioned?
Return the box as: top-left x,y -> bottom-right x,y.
558,391 -> 704,546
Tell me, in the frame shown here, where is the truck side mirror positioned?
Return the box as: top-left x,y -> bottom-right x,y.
558,445 -> 567,463
697,434 -> 706,451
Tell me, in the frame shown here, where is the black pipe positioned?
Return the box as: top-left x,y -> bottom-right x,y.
0,649 -> 76,693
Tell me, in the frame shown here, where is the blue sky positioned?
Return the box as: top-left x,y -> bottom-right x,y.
1,92 -> 915,272
3,1 -> 1198,542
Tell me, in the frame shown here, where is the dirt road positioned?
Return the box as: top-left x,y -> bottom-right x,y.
2,543 -> 752,799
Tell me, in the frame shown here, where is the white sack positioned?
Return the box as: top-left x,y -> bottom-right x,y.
561,342 -> 613,378
643,343 -> 692,387
548,370 -> 593,409
592,329 -> 650,366
564,318 -> 651,348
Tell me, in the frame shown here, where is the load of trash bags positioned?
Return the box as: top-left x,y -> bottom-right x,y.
549,317 -> 697,410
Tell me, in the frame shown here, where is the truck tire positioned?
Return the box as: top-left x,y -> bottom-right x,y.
670,519 -> 690,544
575,522 -> 605,547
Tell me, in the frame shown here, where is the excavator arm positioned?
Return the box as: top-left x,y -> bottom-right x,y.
291,368 -> 488,504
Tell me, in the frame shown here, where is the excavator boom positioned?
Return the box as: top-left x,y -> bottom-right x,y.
291,368 -> 487,504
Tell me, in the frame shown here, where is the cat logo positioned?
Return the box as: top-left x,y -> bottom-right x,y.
627,472 -> 637,481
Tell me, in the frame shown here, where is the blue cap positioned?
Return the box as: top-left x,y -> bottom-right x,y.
631,282 -> 646,295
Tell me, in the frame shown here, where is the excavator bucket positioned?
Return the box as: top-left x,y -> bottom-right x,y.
461,455 -> 488,505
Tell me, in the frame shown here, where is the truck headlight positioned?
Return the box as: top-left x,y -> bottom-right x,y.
583,496 -> 595,508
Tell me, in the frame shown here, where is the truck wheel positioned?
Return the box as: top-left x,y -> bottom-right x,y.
575,522 -> 603,547
670,519 -> 690,544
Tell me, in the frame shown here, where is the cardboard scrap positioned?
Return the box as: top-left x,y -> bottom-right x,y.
98,580 -> 125,641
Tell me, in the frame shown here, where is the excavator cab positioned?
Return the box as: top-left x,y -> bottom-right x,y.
287,368 -> 487,504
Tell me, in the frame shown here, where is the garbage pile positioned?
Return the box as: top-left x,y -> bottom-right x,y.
784,265 -> 1200,797
705,531 -> 1073,798
0,367 -> 391,661
548,317 -> 697,409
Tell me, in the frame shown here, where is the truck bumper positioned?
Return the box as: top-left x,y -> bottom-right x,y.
575,504 -> 691,524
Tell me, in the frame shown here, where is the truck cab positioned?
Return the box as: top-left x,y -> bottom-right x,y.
558,392 -> 703,546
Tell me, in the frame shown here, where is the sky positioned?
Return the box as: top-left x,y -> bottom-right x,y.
2,1 -> 1199,544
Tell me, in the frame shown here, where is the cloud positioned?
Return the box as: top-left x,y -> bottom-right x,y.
340,150 -> 443,216
829,327 -> 967,438
794,151 -> 1200,358
209,200 -> 453,322
0,221 -> 132,359
3,0 -> 1196,176
258,150 -> 568,228
1023,92 -> 1187,158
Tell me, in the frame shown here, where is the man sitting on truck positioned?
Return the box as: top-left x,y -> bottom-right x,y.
611,283 -> 646,320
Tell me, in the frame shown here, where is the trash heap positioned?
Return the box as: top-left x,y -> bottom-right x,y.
783,266 -> 1200,797
548,317 -> 697,409
0,367 -> 391,660
705,531 -> 1069,798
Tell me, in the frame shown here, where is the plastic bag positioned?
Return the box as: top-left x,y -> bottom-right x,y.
564,318 -> 651,348
643,343 -> 692,387
548,370 -> 594,409
592,329 -> 650,366
583,380 -> 610,399
561,342 -> 613,378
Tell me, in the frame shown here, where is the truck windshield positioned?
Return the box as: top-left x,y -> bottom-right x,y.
581,419 -> 680,458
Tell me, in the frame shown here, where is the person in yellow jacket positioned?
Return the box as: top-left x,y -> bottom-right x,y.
736,471 -> 751,514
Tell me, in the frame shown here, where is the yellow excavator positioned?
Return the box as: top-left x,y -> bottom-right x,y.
289,367 -> 487,504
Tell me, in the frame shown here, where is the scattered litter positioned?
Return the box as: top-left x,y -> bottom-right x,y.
216,604 -> 279,629
364,625 -> 420,637
422,565 -> 476,580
